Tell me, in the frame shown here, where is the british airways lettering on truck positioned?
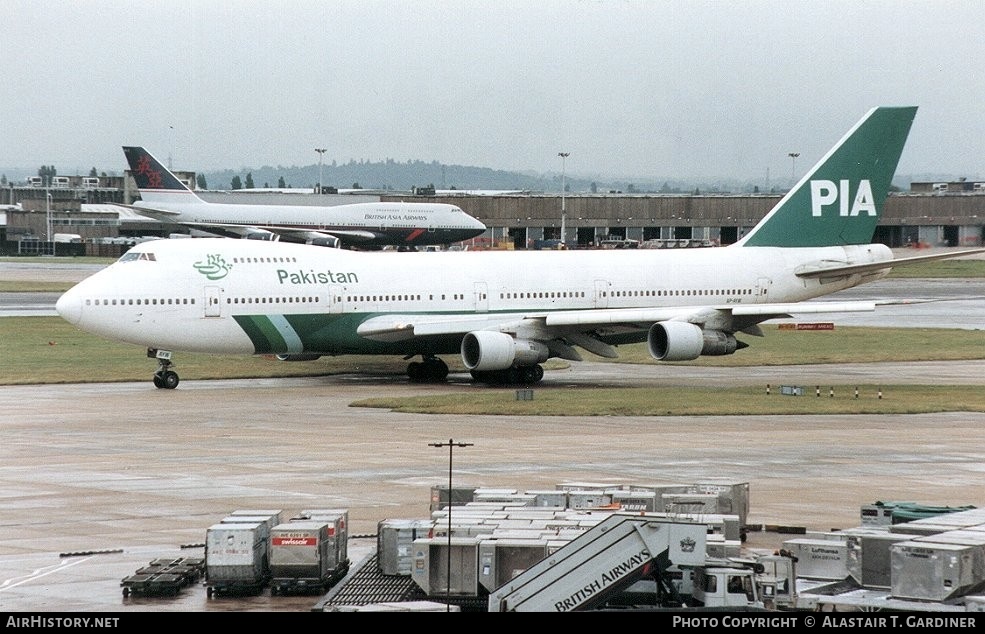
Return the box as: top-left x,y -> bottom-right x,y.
122,146 -> 486,250
59,108 -> 985,388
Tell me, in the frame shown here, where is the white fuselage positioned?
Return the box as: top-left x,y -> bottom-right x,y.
56,238 -> 893,357
134,191 -> 487,246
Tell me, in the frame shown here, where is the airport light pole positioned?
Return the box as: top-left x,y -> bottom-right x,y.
429,438 -> 473,612
315,148 -> 327,194
45,190 -> 52,253
558,152 -> 569,246
788,152 -> 800,185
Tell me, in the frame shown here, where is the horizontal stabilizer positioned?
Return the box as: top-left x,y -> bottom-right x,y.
731,301 -> 876,316
128,204 -> 182,219
796,247 -> 985,278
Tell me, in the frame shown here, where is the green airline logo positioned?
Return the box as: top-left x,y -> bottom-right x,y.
193,254 -> 233,280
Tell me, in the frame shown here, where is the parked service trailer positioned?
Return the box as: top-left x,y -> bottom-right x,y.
120,557 -> 205,597
204,522 -> 269,597
269,521 -> 350,595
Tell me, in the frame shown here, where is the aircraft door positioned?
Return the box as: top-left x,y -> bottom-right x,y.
204,286 -> 222,317
473,282 -> 488,313
594,280 -> 610,309
327,285 -> 344,314
756,277 -> 772,301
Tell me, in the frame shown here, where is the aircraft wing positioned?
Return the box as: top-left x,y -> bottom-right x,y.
256,226 -> 378,244
129,217 -> 372,246
356,300 -> 881,347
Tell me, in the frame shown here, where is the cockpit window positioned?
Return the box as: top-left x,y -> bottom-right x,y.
118,252 -> 157,263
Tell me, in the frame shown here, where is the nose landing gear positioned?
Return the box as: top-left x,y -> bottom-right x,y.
148,348 -> 180,389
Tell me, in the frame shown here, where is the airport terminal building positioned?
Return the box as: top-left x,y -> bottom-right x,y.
2,176 -> 984,255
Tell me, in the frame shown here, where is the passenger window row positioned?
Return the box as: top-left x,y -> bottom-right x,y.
87,298 -> 195,306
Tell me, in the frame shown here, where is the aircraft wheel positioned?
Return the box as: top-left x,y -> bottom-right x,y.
518,366 -> 541,384
162,370 -> 180,389
425,358 -> 449,382
153,373 -> 165,389
407,361 -> 424,382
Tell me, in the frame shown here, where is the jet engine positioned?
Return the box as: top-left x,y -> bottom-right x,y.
647,321 -> 739,361
309,236 -> 342,248
461,331 -> 550,371
245,231 -> 280,241
276,353 -> 323,362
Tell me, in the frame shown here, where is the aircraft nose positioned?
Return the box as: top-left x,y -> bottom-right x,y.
56,288 -> 82,325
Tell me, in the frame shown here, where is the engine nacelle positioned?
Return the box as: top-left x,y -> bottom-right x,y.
647,322 -> 739,361
276,353 -> 322,362
245,231 -> 280,241
309,236 -> 342,248
461,331 -> 550,371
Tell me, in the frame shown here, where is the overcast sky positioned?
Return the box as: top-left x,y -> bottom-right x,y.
3,0 -> 983,183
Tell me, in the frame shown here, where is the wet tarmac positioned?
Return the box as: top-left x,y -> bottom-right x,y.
2,361 -> 985,613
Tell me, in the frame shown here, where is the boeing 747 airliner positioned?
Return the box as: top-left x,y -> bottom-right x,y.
123,146 -> 487,250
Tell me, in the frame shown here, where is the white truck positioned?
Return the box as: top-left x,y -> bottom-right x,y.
678,551 -> 985,612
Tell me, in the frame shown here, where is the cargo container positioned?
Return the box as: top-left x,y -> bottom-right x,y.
220,515 -> 275,544
378,518 -> 434,576
204,522 -> 269,597
891,541 -> 985,601
411,536 -> 481,597
269,521 -> 350,595
226,509 -> 283,527
430,485 -> 477,512
296,509 -> 348,570
478,538 -> 550,592
843,528 -> 911,588
661,492 -> 720,516
861,503 -> 897,526
610,490 -> 657,512
691,481 -> 750,529
782,537 -> 849,580
567,490 -> 612,509
526,490 -> 569,508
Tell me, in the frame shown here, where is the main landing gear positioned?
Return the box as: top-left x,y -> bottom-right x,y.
470,364 -> 544,385
148,348 -> 179,389
406,356 -> 449,383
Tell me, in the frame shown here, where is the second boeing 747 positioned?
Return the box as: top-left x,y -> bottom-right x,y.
123,146 -> 487,250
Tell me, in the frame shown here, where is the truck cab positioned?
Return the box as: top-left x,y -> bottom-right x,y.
691,566 -> 762,609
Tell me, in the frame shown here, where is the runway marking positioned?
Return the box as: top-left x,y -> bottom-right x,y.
0,556 -> 92,591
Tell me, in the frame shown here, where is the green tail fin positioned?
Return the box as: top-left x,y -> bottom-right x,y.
737,106 -> 917,248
